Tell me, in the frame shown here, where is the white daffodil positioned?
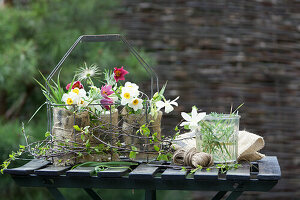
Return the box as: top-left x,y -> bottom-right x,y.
180,107 -> 206,131
128,97 -> 143,111
71,88 -> 86,98
123,82 -> 139,97
77,98 -> 88,107
156,96 -> 179,113
121,85 -> 140,105
121,89 -> 133,105
62,92 -> 79,105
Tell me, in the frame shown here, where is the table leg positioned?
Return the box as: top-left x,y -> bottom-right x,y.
145,190 -> 156,200
47,187 -> 66,200
212,191 -> 227,200
225,191 -> 243,200
84,188 -> 103,200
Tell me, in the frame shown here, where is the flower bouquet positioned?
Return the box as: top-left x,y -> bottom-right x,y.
33,60 -> 179,166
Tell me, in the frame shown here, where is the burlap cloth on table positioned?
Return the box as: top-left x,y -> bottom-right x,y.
172,130 -> 265,167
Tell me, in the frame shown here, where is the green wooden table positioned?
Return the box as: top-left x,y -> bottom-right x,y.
4,156 -> 281,200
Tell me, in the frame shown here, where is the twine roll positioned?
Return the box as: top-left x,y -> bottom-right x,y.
172,147 -> 213,168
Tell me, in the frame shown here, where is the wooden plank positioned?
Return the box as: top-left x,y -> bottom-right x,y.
257,156 -> 281,180
129,164 -> 159,180
194,168 -> 219,180
161,168 -> 187,180
98,167 -> 130,178
226,162 -> 250,181
35,166 -> 71,176
66,167 -> 95,177
3,159 -> 50,175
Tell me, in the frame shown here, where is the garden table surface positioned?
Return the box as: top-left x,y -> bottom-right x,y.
4,156 -> 280,200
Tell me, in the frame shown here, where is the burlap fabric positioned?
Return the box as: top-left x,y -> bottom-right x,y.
52,107 -> 90,166
76,110 -> 119,163
121,109 -> 162,159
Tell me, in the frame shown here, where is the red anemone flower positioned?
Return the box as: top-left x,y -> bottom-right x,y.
113,66 -> 128,82
66,81 -> 83,90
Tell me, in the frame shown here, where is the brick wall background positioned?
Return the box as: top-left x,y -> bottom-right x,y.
115,0 -> 300,199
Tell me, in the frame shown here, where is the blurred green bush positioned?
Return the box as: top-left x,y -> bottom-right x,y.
0,0 -> 154,121
0,0 -> 162,199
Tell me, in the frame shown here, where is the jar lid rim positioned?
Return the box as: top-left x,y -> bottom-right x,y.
204,114 -> 241,120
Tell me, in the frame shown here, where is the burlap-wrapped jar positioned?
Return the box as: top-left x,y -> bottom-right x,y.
121,108 -> 163,160
77,109 -> 119,163
52,107 -> 90,166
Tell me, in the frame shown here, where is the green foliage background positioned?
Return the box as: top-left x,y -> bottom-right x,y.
0,0 -> 174,199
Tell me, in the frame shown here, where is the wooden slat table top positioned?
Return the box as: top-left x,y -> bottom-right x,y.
3,159 -> 50,175
98,167 -> 130,178
226,162 -> 250,181
161,168 -> 187,180
129,164 -> 159,180
66,167 -> 95,177
257,156 -> 281,180
35,166 -> 71,176
194,168 -> 219,180
4,156 -> 281,192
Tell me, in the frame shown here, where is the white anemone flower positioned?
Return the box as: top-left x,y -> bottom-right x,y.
180,107 -> 206,131
128,97 -> 143,111
156,96 -> 179,113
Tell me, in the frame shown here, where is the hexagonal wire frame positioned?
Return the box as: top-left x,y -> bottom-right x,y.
45,34 -> 160,162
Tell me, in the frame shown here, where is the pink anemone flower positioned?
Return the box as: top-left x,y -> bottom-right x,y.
113,66 -> 128,82
66,81 -> 83,90
101,84 -> 114,98
100,98 -> 114,110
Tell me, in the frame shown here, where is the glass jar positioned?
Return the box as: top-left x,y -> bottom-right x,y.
195,114 -> 240,163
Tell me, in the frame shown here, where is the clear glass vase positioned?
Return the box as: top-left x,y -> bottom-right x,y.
195,114 -> 240,163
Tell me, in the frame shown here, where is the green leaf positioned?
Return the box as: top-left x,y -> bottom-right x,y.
28,102 -> 47,123
129,151 -> 136,159
85,139 -> 90,148
74,125 -> 81,131
81,134 -> 85,141
154,145 -> 160,152
131,146 -> 137,151
184,125 -> 190,130
45,132 -> 50,137
175,126 -> 179,131
19,145 -> 25,149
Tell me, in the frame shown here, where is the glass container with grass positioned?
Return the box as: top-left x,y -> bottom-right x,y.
195,113 -> 240,163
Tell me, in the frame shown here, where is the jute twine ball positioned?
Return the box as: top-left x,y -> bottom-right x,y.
172,147 -> 213,168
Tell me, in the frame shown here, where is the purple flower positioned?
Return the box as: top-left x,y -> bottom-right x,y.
101,84 -> 114,98
100,98 -> 114,110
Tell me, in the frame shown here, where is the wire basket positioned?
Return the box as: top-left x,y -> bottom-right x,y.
45,34 -> 162,165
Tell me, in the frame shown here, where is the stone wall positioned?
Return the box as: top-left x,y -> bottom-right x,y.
115,0 -> 300,199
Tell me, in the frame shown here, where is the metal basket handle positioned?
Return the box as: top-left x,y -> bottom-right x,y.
46,34 -> 159,96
